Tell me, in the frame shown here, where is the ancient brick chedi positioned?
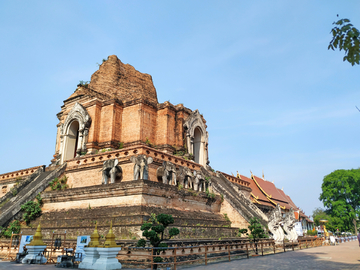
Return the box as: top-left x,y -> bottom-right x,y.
53,55 -> 209,167
0,55 -> 306,241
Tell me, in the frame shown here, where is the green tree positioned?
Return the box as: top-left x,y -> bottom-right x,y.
319,169 -> 360,233
239,217 -> 268,255
329,18 -> 360,66
137,213 -> 179,269
312,207 -> 339,233
0,220 -> 21,238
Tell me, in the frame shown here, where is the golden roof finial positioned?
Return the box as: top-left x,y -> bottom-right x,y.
236,171 -> 241,179
103,220 -> 117,248
262,170 -> 264,179
88,221 -> 100,247
28,222 -> 46,246
250,170 -> 254,177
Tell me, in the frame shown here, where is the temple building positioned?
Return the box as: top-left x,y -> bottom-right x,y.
0,55 -> 312,239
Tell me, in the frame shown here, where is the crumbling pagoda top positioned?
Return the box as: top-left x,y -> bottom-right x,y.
88,55 -> 158,104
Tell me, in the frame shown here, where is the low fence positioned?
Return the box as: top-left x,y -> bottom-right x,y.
118,238 -> 323,270
0,236 -> 341,268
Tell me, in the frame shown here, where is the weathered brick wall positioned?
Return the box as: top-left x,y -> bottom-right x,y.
121,104 -> 142,144
89,55 -> 158,104
54,55 -> 194,157
220,199 -> 250,229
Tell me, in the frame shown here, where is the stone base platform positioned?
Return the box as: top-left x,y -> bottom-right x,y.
22,180 -> 238,239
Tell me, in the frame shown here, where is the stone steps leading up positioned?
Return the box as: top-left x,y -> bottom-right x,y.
201,167 -> 268,226
0,163 -> 67,227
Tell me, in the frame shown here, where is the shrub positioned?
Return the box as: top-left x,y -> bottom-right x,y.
49,176 -> 68,191
307,230 -> 317,236
137,213 -> 180,269
21,201 -> 42,225
239,217 -> 268,254
0,220 -> 21,238
206,188 -> 216,199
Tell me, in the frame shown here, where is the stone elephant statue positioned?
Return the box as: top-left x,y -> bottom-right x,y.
193,170 -> 206,192
176,166 -> 194,189
100,159 -> 122,184
130,155 -> 153,180
156,161 -> 177,185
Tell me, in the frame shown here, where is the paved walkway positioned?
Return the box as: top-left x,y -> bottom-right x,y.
0,241 -> 359,270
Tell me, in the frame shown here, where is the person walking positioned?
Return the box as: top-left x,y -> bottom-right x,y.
357,232 -> 360,246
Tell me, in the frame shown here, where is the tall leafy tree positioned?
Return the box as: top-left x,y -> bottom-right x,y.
329,18 -> 360,66
319,169 -> 360,233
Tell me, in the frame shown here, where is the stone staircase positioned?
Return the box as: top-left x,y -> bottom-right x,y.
0,163 -> 67,227
201,167 -> 268,226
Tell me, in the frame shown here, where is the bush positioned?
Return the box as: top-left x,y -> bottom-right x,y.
137,213 -> 180,269
1,220 -> 21,238
10,187 -> 17,196
49,176 -> 68,191
307,230 -> 317,236
239,217 -> 268,254
21,201 -> 42,225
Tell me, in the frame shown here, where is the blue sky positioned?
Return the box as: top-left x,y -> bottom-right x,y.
1,1 -> 359,217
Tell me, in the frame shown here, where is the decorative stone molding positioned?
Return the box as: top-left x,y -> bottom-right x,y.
183,110 -> 209,166
59,102 -> 92,164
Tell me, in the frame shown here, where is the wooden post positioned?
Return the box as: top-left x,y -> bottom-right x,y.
205,246 -> 208,265
292,241 -> 294,251
261,242 -> 263,256
174,247 -> 177,270
283,240 -> 285,252
227,244 -> 231,261
273,242 -> 275,254
151,248 -> 153,270
246,243 -> 249,258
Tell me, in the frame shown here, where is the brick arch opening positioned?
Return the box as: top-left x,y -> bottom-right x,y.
63,120 -> 80,161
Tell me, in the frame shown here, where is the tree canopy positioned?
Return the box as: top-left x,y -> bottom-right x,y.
329,18 -> 360,66
319,169 -> 360,232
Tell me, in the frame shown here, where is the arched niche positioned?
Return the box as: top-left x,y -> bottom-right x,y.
59,102 -> 91,164
62,120 -> 79,162
183,110 -> 209,166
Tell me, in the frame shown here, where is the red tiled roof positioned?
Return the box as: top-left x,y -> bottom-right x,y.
251,175 -> 291,209
243,174 -> 274,207
224,171 -> 305,215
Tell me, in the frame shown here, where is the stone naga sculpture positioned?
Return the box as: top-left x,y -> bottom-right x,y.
283,208 -> 298,242
130,155 -> 153,180
156,161 -> 177,185
267,204 -> 285,244
100,159 -> 122,184
176,166 -> 194,189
